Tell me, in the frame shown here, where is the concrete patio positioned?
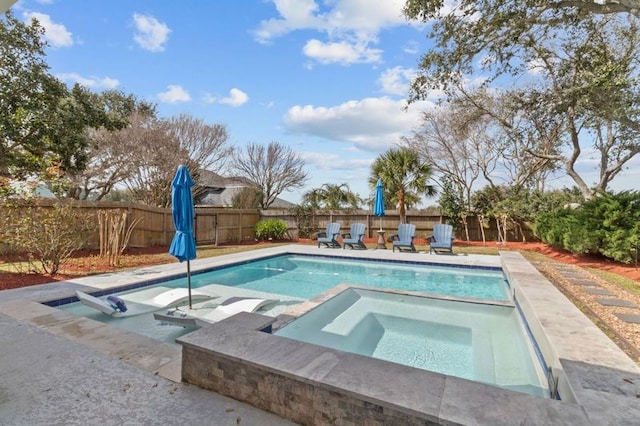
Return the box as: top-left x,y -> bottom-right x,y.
0,245 -> 639,424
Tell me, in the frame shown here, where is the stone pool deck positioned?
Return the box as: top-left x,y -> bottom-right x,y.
1,245 -> 639,424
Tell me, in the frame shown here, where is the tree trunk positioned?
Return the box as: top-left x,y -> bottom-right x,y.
398,188 -> 406,223
478,215 -> 486,245
462,215 -> 470,242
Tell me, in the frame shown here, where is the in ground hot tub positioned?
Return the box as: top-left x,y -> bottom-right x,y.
275,287 -> 549,397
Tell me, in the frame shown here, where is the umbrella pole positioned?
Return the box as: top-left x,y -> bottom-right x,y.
379,217 -> 382,231
187,260 -> 192,309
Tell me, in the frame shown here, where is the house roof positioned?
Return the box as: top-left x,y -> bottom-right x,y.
8,181 -> 57,199
196,169 -> 295,208
197,170 -> 253,189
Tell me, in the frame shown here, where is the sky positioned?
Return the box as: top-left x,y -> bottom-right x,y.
6,0 -> 640,205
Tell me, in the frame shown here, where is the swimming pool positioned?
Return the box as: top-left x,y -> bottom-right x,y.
139,254 -> 509,301
57,254 -> 509,344
275,288 -> 548,397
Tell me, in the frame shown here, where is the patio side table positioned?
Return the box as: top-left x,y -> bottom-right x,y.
376,230 -> 387,249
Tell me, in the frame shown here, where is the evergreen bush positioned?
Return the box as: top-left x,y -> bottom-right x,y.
254,218 -> 288,240
534,191 -> 640,263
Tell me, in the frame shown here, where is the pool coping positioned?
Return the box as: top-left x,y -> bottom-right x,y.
0,245 -> 639,424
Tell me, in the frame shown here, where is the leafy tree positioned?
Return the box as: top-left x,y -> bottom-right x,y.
233,141 -> 308,209
405,3 -> 640,199
437,176 -> 467,239
302,183 -> 361,209
0,12 -> 68,178
1,13 -> 148,191
369,147 -> 436,223
403,0 -> 640,98
517,19 -> 640,198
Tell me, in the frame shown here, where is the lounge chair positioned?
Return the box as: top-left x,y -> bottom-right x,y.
391,224 -> 416,252
317,222 -> 341,248
428,224 -> 454,254
154,296 -> 276,327
76,287 -> 216,317
342,223 -> 367,250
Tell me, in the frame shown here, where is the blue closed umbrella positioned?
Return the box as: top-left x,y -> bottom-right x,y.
374,178 -> 385,230
169,165 -> 197,308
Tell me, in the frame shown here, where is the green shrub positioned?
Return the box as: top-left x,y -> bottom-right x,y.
292,205 -> 315,238
1,201 -> 92,275
534,191 -> 640,263
254,218 -> 288,240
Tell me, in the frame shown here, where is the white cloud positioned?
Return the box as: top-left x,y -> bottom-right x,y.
301,151 -> 372,171
283,96 -> 433,151
57,73 -> 119,89
132,13 -> 171,52
255,0 -> 407,43
303,39 -> 381,65
254,0 -> 409,66
157,85 -> 190,103
253,0 -> 323,43
23,12 -> 73,47
403,40 -> 420,55
377,66 -> 415,96
219,88 -> 249,107
202,93 -> 217,104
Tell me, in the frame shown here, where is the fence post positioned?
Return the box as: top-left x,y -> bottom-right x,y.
163,209 -> 167,245
215,212 -> 218,247
126,204 -> 133,245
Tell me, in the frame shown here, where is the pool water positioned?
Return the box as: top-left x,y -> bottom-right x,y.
57,254 -> 509,345
275,288 -> 548,398
167,255 -> 509,301
61,301 -> 197,343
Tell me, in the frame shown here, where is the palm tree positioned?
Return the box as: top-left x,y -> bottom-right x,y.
370,147 -> 436,223
302,183 -> 361,209
301,187 -> 324,209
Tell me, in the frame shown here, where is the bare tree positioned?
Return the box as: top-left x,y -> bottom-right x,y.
230,187 -> 262,209
166,114 -> 231,172
69,112 -> 155,200
74,112 -> 232,207
166,114 -> 233,202
403,104 -> 499,239
404,105 -> 497,210
233,141 -> 308,209
122,116 -> 182,207
452,88 -> 562,191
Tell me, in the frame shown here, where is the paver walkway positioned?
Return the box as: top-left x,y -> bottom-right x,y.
538,262 -> 640,361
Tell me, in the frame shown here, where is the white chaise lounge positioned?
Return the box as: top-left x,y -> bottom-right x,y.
76,287 -> 216,317
154,296 -> 276,328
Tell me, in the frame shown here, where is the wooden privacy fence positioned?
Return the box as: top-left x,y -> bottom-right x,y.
262,209 -> 536,242
0,200 -> 260,250
0,201 -> 535,251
